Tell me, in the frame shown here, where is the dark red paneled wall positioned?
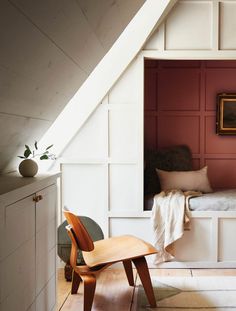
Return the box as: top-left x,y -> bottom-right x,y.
144,60 -> 236,190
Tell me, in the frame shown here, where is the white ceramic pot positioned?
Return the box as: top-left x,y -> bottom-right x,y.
19,159 -> 38,177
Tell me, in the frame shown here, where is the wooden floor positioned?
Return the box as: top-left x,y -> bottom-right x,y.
57,267 -> 236,311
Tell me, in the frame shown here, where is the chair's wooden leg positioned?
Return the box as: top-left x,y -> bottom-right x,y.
123,260 -> 134,286
81,274 -> 96,311
132,257 -> 156,308
71,270 -> 82,294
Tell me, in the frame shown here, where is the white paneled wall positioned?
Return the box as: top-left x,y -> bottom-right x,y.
219,1 -> 236,49
109,164 -> 139,212
218,218 -> 236,261
61,163 -> 108,233
109,107 -> 139,159
61,56 -> 144,236
165,1 -> 213,50
61,0 -> 236,240
110,218 -> 153,241
63,105 -> 108,160
144,0 -> 236,58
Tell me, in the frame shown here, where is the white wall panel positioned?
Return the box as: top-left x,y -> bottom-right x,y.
62,105 -> 107,159
143,27 -> 163,50
109,164 -> 139,212
36,275 -> 56,311
109,59 -> 141,105
62,164 -> 107,230
174,218 -> 213,261
109,218 -> 153,241
109,107 -> 139,159
219,2 -> 236,50
219,218 -> 236,261
165,1 -> 213,50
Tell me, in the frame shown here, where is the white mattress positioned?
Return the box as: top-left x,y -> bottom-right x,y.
189,189 -> 236,211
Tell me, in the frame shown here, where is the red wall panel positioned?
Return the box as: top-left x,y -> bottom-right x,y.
158,69 -> 200,111
205,116 -> 236,154
206,159 -> 236,189
158,116 -> 200,153
144,69 -> 157,111
144,116 -> 157,150
205,69 -> 236,111
144,60 -> 236,190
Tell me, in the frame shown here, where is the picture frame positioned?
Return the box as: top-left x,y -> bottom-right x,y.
216,93 -> 236,135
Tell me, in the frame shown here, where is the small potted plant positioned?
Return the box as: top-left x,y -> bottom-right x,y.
18,141 -> 56,177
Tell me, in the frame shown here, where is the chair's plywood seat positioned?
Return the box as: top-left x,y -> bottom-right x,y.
82,235 -> 157,267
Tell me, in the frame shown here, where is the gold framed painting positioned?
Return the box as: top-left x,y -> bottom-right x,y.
216,93 -> 236,135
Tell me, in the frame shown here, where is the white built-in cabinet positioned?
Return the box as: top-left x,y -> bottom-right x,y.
0,172 -> 60,311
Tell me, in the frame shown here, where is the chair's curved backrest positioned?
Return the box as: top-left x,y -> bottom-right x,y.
63,210 -> 94,251
65,225 -> 80,268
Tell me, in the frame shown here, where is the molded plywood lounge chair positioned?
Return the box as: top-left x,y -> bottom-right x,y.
63,210 -> 158,311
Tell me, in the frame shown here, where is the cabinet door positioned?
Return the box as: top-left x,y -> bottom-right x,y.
35,184 -> 57,311
35,275 -> 56,311
0,195 -> 35,311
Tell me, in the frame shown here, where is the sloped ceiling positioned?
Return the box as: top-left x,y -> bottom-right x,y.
0,0 -> 145,173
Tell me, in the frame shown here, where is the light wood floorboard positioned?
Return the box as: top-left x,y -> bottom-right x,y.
58,268 -> 137,311
57,267 -> 236,311
191,268 -> 236,276
57,268 -> 71,310
148,268 -> 191,277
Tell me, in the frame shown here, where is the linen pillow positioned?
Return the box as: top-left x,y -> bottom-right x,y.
156,166 -> 213,193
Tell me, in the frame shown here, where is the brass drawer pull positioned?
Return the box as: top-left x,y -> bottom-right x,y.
33,195 -> 43,202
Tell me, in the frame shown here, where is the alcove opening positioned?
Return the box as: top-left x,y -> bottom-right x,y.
144,59 -> 236,210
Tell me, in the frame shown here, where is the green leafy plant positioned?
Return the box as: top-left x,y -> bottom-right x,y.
18,141 -> 56,160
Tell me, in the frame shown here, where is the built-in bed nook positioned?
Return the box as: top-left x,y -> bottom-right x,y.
144,59 -> 236,268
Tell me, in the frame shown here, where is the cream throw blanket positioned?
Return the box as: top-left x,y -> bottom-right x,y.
151,190 -> 201,264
